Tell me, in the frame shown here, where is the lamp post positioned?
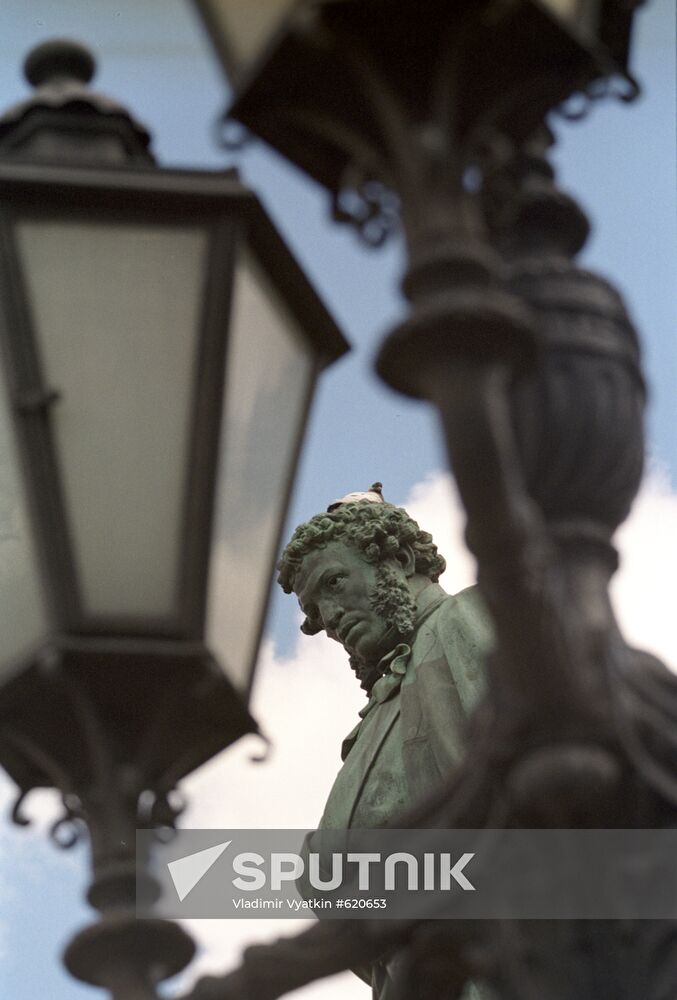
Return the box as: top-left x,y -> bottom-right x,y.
0,39 -> 347,999
183,3 -> 677,998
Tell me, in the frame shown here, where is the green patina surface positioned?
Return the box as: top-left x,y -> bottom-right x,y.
279,499 -> 492,999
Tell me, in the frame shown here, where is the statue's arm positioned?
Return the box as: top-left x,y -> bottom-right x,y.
296,831 -> 375,987
183,919 -> 411,1000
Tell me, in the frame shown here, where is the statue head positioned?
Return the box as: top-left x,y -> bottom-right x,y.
277,486 -> 446,690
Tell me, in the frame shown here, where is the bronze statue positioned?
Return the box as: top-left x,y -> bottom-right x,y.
277,483 -> 490,833
188,485 -> 491,1000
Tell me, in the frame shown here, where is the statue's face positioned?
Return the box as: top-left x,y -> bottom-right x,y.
294,540 -> 411,664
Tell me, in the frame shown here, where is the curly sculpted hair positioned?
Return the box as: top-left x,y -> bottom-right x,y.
277,502 -> 446,594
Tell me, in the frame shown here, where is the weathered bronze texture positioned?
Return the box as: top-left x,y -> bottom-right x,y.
191,495 -> 491,999
277,498 -> 490,824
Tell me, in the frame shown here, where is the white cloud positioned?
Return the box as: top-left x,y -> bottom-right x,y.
181,631 -> 364,832
402,472 -> 477,596
611,467 -> 677,669
175,469 -> 677,996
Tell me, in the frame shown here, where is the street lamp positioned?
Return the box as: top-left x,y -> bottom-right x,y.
0,38 -> 347,998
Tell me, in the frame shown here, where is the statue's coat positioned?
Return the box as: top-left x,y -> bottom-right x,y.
318,582 -> 491,831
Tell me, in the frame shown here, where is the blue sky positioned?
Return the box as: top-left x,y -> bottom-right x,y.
0,1 -> 674,998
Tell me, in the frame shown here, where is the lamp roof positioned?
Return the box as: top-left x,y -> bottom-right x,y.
0,39 -> 154,165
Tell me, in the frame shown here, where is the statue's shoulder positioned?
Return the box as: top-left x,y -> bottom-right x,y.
412,585 -> 491,713
434,585 -> 494,656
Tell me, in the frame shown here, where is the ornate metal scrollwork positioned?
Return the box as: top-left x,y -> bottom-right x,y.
1,657 -> 197,998
50,806 -> 86,850
148,787 -> 187,843
214,109 -> 252,152
332,168 -> 400,248
556,67 -> 641,123
10,786 -> 31,827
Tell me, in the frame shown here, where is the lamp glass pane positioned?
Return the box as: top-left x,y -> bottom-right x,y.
207,247 -> 314,690
15,219 -> 207,620
196,0 -> 297,78
538,0 -> 598,37
0,356 -> 48,673
540,0 -> 581,17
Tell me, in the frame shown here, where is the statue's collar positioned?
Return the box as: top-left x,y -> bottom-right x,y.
358,643 -> 411,717
414,580 -> 448,620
